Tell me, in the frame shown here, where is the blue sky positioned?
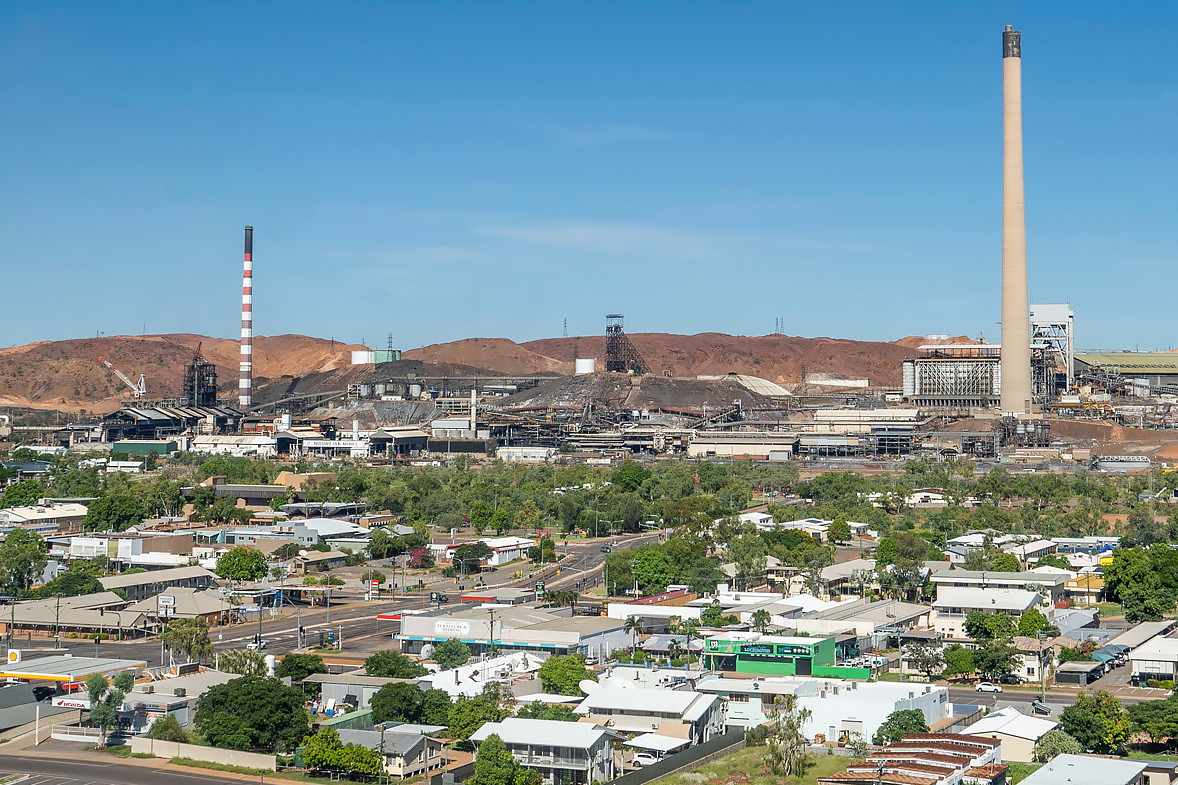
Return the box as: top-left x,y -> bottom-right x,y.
3,2 -> 1177,351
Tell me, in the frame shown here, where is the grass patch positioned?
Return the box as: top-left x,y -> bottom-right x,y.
653,744 -> 851,785
170,757 -> 267,775
95,746 -> 156,758
1096,602 -> 1124,616
877,672 -> 906,682
1006,762 -> 1042,783
1128,750 -> 1178,761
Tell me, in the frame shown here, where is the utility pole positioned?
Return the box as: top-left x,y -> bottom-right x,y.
487,608 -> 496,656
54,594 -> 61,649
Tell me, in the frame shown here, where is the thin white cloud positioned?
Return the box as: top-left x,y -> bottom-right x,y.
478,220 -> 712,259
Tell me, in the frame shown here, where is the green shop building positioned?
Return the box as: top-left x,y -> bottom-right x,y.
703,633 -> 869,679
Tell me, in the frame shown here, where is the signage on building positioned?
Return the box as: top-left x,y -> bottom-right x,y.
158,595 -> 176,608
740,644 -> 776,656
52,697 -> 91,709
434,620 -> 471,637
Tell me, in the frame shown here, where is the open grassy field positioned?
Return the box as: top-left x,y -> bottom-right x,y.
653,745 -> 851,785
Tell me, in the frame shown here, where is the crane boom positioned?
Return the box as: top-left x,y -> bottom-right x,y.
98,356 -> 147,399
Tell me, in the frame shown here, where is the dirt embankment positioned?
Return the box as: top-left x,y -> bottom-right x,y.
0,334 -> 362,413
404,338 -> 570,375
524,332 -> 917,387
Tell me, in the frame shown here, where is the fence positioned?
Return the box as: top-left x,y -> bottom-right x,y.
50,724 -> 105,744
609,730 -> 745,785
130,737 -> 277,771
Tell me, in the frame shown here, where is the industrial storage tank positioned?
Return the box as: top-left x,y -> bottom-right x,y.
575,358 -> 597,375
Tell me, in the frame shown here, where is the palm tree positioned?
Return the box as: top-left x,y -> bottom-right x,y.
623,615 -> 645,655
751,608 -> 772,633
682,618 -> 700,667
668,639 -> 684,664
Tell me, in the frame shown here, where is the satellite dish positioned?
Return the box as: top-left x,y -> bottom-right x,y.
421,644 -> 435,660
579,679 -> 600,695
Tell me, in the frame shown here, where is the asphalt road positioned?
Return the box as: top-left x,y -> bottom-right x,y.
42,531 -> 662,667
0,756 -> 250,785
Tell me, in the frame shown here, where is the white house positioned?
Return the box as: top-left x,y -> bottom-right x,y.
575,687 -> 724,744
471,718 -> 621,785
964,706 -> 1057,762
696,676 -> 950,745
428,537 -> 535,567
931,587 -> 1043,640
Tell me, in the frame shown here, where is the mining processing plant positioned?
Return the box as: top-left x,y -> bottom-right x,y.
51,27 -> 1178,470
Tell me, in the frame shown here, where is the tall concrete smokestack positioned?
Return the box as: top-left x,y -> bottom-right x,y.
239,226 -> 253,409
1000,25 -> 1032,415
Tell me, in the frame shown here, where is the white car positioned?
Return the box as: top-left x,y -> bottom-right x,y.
631,753 -> 659,768
975,682 -> 1003,693
246,639 -> 267,651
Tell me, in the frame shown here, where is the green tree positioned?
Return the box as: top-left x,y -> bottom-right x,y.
751,608 -> 772,633
219,648 -> 268,676
623,616 -> 645,654
538,654 -> 596,696
0,528 -> 48,591
215,547 -> 269,583
37,570 -> 103,598
145,714 -> 190,743
1058,691 -> 1130,753
86,671 -> 134,747
470,734 -> 521,785
83,491 -> 146,532
301,727 -> 381,777
1017,608 -> 1059,638
942,645 -> 975,678
454,541 -> 494,572
1032,728 -> 1082,761
0,479 -> 46,509
489,509 -> 512,536
875,537 -> 897,567
729,531 -> 768,590
990,552 -> 1022,572
973,639 -> 1020,680
365,649 -> 428,678
873,709 -> 930,744
1035,554 -> 1071,570
371,682 -> 425,724
275,653 -> 327,683
162,617 -> 213,662
422,688 -> 454,726
828,519 -> 852,545
611,462 -> 651,494
516,701 -> 579,721
433,638 -> 472,669
765,694 -> 811,777
1127,694 -> 1178,750
194,675 -> 309,752
904,643 -> 946,680
449,683 -> 513,746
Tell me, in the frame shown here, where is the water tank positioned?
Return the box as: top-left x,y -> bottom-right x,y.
409,383 -> 423,398
575,358 -> 597,375
264,654 -> 276,677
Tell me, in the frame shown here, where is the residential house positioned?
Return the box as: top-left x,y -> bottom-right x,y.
931,588 -> 1043,640
930,569 -> 1068,603
697,676 -> 950,745
125,587 -> 230,626
291,550 -> 349,575
338,726 -> 447,779
963,706 -> 1057,762
1020,753 -> 1148,785
470,718 -> 621,785
575,687 -> 724,744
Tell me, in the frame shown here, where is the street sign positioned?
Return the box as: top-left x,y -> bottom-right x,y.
370,580 -> 380,587
158,595 -> 176,608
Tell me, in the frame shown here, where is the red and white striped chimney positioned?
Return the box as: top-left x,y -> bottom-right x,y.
239,226 -> 253,408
